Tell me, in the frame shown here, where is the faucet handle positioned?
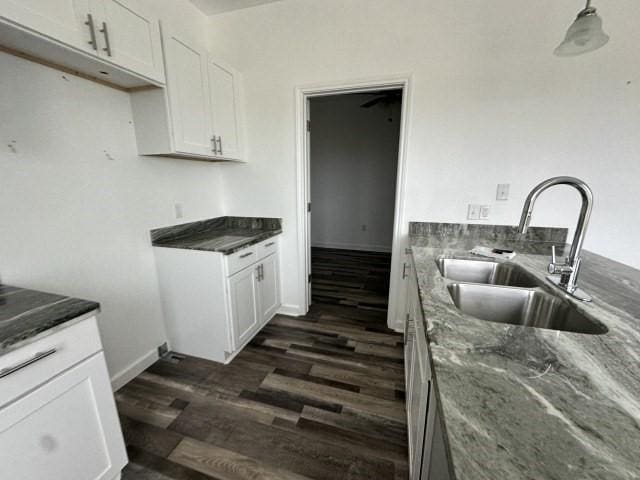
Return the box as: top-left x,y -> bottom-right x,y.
548,245 -> 573,275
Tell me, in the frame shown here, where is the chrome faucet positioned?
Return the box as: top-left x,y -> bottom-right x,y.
518,176 -> 593,302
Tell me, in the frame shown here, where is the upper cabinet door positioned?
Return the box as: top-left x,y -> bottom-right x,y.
91,0 -> 164,83
208,59 -> 243,160
163,28 -> 213,157
0,0 -> 94,53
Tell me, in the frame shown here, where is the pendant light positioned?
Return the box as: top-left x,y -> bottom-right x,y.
554,0 -> 609,57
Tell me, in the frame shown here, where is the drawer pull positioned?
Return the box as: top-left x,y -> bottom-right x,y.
265,242 -> 276,247
239,252 -> 254,259
0,348 -> 57,379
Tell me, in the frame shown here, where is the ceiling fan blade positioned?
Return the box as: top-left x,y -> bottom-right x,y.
360,97 -> 383,108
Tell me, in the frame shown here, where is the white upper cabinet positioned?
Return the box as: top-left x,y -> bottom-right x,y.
163,28 -> 213,156
208,59 -> 242,160
0,0 -> 164,87
90,0 -> 164,83
0,0 -> 92,52
130,24 -> 245,162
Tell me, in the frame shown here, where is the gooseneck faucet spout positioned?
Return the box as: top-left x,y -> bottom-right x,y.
518,176 -> 593,302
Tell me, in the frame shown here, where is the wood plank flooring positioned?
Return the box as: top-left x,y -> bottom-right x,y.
311,247 -> 392,311
119,250 -> 406,480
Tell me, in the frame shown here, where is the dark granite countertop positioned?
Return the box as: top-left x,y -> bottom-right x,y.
151,216 -> 282,255
409,222 -> 640,480
0,284 -> 100,356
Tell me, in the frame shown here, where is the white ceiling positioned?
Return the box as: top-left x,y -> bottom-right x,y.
190,0 -> 285,15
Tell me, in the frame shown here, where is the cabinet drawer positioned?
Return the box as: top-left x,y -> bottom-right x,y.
0,316 -> 102,408
256,237 -> 279,258
226,245 -> 258,276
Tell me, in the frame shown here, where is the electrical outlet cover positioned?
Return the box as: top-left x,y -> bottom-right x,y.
479,205 -> 490,220
467,204 -> 480,220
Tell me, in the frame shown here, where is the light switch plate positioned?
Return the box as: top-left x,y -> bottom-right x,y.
496,184 -> 510,201
467,204 -> 480,220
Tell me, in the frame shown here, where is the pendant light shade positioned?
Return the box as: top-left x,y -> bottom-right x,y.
554,2 -> 609,57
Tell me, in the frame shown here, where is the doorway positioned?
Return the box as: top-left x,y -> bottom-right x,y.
309,91 -> 401,311
296,77 -> 410,329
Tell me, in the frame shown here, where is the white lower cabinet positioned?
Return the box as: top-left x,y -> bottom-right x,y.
0,317 -> 127,480
404,256 -> 451,480
229,263 -> 261,346
229,252 -> 279,347
259,252 -> 281,323
154,236 -> 282,363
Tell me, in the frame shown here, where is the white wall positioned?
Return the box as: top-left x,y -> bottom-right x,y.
207,0 -> 640,324
0,0 -> 223,386
310,94 -> 400,252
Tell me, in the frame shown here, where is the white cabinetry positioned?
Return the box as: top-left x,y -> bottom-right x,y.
229,264 -> 260,346
154,236 -> 281,363
404,255 -> 451,480
90,0 -> 164,82
0,0 -> 164,87
0,316 -> 127,480
0,0 -> 93,53
208,59 -> 242,160
130,26 -> 244,161
259,251 -> 281,323
162,28 -> 212,156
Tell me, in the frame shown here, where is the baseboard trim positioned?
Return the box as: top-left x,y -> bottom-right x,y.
311,242 -> 392,253
110,347 -> 159,392
277,304 -> 305,316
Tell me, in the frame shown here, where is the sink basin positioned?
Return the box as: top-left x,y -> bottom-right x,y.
436,257 -> 541,288
446,283 -> 608,334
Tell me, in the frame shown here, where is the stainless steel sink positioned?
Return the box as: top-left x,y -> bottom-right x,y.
446,283 -> 608,335
436,257 -> 541,288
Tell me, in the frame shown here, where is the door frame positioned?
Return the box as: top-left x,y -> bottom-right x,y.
294,74 -> 413,330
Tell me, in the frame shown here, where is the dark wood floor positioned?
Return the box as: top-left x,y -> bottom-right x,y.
311,247 -> 392,312
119,250 -> 406,480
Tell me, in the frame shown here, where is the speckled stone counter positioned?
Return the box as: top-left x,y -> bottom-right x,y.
151,216 -> 282,254
0,284 -> 99,356
409,222 -> 640,480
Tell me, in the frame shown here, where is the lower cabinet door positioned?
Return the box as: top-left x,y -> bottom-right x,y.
229,264 -> 261,348
259,253 -> 280,323
0,352 -> 127,480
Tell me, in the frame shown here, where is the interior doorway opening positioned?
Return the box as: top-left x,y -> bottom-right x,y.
309,91 -> 402,313
296,77 -> 410,329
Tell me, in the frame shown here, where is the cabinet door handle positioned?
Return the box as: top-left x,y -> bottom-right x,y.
265,242 -> 276,247
239,251 -> 253,259
217,136 -> 223,156
0,348 -> 57,379
256,265 -> 262,281
85,14 -> 98,51
99,22 -> 112,57
259,264 -> 264,281
402,263 -> 409,279
211,136 -> 218,154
